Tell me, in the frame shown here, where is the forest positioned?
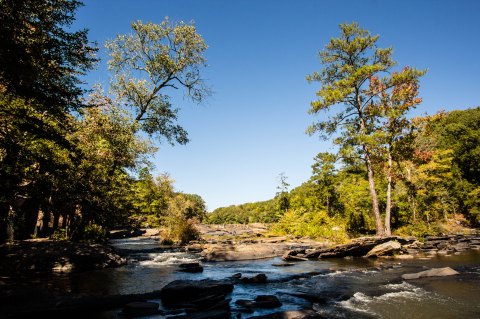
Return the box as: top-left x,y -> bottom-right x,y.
1,0 -> 478,244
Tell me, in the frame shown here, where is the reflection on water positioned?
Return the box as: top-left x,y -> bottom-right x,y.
46,238 -> 480,318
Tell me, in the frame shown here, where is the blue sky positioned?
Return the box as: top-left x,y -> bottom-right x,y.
74,0 -> 480,211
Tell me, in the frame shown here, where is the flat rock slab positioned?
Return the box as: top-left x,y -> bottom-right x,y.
402,267 -> 459,280
201,243 -> 288,261
248,310 -> 323,319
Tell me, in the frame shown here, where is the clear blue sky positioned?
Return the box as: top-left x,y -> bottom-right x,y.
74,0 -> 480,211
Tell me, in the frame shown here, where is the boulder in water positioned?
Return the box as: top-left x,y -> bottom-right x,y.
235,295 -> 282,309
178,262 -> 204,273
160,279 -> 233,308
240,273 -> 267,284
254,295 -> 282,308
402,267 -> 459,280
365,240 -> 402,257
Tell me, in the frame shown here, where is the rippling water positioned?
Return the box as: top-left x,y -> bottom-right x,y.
61,238 -> 480,318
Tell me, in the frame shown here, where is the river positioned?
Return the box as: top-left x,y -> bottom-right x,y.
57,237 -> 480,318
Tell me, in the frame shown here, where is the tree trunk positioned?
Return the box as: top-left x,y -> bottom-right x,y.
365,151 -> 384,236
384,152 -> 392,236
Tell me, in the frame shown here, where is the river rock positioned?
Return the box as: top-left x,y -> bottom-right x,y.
160,279 -> 234,308
365,240 -> 402,258
254,295 -> 282,308
241,273 -> 267,284
236,295 -> 282,309
248,310 -> 323,319
179,262 -> 204,273
401,267 -> 459,280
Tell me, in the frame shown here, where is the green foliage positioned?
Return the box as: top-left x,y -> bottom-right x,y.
435,108 -> 480,184
80,224 -> 107,244
0,0 -> 97,113
162,194 -> 200,244
106,17 -> 210,144
50,228 -> 68,241
207,199 -> 279,224
272,208 -> 348,243
395,221 -> 446,238
307,22 -> 399,235
275,173 -> 290,213
0,0 -> 96,241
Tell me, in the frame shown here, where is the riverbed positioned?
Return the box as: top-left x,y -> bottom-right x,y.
49,237 -> 480,318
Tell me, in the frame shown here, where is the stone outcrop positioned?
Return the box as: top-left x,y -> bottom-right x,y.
303,237 -> 412,259
282,234 -> 480,260
402,267 -> 459,280
403,234 -> 480,257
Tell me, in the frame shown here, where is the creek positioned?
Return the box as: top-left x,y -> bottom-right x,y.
55,237 -> 480,318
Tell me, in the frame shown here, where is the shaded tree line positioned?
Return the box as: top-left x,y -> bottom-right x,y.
0,0 -> 208,242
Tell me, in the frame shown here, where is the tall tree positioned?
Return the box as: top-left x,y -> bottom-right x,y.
106,18 -> 210,144
276,172 -> 290,213
307,22 -> 395,235
368,67 -> 425,235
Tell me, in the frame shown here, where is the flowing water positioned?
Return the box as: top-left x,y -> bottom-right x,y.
58,238 -> 480,318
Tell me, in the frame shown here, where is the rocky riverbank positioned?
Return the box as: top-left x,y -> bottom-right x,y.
0,239 -> 126,276
282,233 -> 480,261
2,226 -> 479,318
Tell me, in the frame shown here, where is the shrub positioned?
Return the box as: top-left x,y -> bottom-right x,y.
394,221 -> 445,238
162,218 -> 199,244
81,224 -> 107,243
272,208 -> 348,243
50,228 -> 68,241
